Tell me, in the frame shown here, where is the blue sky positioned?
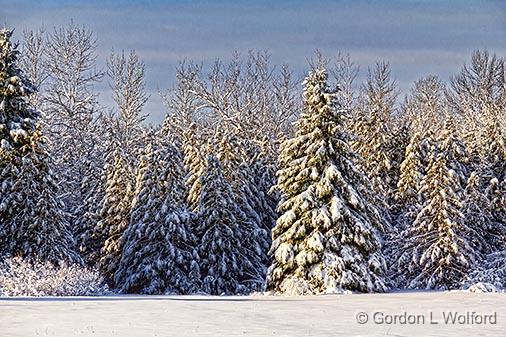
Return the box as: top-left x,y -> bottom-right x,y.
3,0 -> 506,123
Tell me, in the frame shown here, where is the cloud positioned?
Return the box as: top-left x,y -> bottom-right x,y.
4,0 -> 506,123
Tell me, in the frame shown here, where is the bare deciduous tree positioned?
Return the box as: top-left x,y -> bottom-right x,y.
20,27 -> 47,109
106,49 -> 149,167
41,22 -> 107,262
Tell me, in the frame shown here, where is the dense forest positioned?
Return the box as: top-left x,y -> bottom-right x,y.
0,23 -> 505,296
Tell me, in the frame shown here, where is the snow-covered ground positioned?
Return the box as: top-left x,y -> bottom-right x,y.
1,291 -> 505,337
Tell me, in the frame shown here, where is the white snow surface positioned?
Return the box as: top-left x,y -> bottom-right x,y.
1,291 -> 505,336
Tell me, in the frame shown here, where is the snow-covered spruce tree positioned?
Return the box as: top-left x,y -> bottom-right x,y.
244,137 -> 278,237
196,155 -> 246,295
74,161 -> 105,264
394,122 -> 475,289
249,140 -> 278,234
481,116 -> 506,179
234,163 -> 270,290
480,116 -> 506,231
98,147 -> 134,282
447,51 -> 506,238
266,69 -> 388,295
465,250 -> 506,290
80,51 -> 149,267
484,177 -> 506,247
395,132 -> 424,210
0,29 -> 79,264
182,123 -> 206,213
394,131 -> 425,230
462,171 -> 504,256
213,132 -> 270,291
392,76 -> 451,229
114,139 -> 199,294
0,29 -> 38,157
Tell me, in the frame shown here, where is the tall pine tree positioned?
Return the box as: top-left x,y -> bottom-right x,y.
266,69 -> 388,295
114,138 -> 199,294
394,120 -> 475,289
0,29 -> 79,264
196,155 -> 246,295
99,147 -> 134,282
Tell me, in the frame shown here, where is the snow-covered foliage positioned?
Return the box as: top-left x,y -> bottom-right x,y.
463,251 -> 506,291
0,28 -> 79,264
0,257 -> 108,296
213,132 -> 271,291
266,69 -> 388,295
0,140 -> 80,264
98,148 -> 134,281
2,24 -> 504,296
463,171 -> 505,256
114,138 -> 199,294
404,75 -> 448,138
182,123 -> 206,213
0,29 -> 38,158
74,166 -> 106,264
42,23 -> 107,259
465,282 -> 501,293
393,121 -> 475,289
74,50 -> 149,267
448,50 -> 505,166
106,49 -> 149,177
351,62 -> 398,202
395,132 -> 424,218
19,28 -> 46,110
195,155 -> 247,295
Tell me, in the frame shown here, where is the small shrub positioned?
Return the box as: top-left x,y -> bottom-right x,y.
0,257 -> 110,296
462,251 -> 506,292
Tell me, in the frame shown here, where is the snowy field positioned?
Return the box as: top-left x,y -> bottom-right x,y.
1,292 -> 505,337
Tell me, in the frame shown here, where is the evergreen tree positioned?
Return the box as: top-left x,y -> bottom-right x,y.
114,139 -> 198,294
394,123 -> 474,289
480,116 -> 506,233
395,132 -> 424,216
484,177 -> 506,248
74,162 -> 105,265
402,76 -> 447,174
213,132 -> 270,290
182,123 -> 206,213
481,116 -> 506,179
0,29 -> 79,264
0,29 -> 38,157
462,171 -> 504,256
266,69 -> 388,295
196,155 -> 246,295
98,148 -> 134,282
467,250 -> 506,289
250,145 -> 278,234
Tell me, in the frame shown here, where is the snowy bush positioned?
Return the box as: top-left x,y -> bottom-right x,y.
462,251 -> 506,292
0,257 -> 109,296
465,282 -> 501,293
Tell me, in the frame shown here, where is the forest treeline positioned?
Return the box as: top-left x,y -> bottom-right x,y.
0,23 -> 505,295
